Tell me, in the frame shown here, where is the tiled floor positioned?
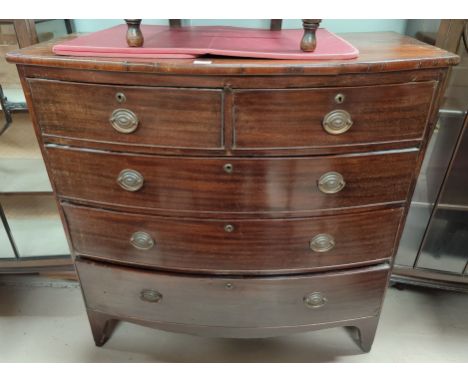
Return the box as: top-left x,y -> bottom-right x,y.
0,275 -> 467,362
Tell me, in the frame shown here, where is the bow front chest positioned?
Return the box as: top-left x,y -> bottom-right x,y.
7,32 -> 458,352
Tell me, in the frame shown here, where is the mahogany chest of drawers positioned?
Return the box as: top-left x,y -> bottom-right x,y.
7,32 -> 458,353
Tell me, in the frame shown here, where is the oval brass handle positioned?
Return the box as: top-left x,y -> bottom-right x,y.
130,231 -> 155,250
322,109 -> 353,135
310,233 -> 335,252
140,289 -> 162,303
303,292 -> 327,309
109,108 -> 139,134
117,169 -> 144,192
317,171 -> 346,194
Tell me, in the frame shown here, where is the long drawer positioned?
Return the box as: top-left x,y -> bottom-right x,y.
28,79 -> 223,150
47,146 -> 418,215
232,82 -> 436,151
64,203 -> 403,274
76,258 -> 389,328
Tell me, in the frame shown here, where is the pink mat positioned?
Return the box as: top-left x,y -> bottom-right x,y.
53,25 -> 359,60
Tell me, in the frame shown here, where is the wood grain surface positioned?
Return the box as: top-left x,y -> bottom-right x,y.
232,82 -> 436,150
6,32 -> 459,75
46,146 -> 418,216
64,202 -> 403,274
76,258 -> 389,328
29,79 -> 223,150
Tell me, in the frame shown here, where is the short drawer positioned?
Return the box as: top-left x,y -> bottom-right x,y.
232,82 -> 436,151
47,146 -> 418,215
76,259 -> 389,328
64,203 -> 403,274
28,79 -> 223,150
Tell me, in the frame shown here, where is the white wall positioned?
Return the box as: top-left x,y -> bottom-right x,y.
405,19 -> 440,37
71,19 -> 408,34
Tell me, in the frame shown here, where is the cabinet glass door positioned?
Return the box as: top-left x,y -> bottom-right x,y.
416,117 -> 468,274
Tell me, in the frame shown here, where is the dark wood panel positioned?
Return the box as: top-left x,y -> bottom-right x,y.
41,133 -> 422,158
232,82 -> 436,150
63,203 -> 403,274
28,79 -> 223,150
46,146 -> 418,215
85,308 -> 380,346
76,258 -> 389,328
12,20 -> 39,48
168,19 -> 182,28
6,32 -> 459,75
435,20 -> 466,53
21,65 -> 445,90
60,198 -> 404,220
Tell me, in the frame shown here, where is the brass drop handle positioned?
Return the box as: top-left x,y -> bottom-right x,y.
130,231 -> 155,250
317,171 -> 346,194
109,108 -> 139,133
310,233 -> 335,252
117,169 -> 144,192
322,109 -> 353,135
303,292 -> 327,309
140,289 -> 162,303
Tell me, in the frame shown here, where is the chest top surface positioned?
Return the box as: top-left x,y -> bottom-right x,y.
6,32 -> 459,76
